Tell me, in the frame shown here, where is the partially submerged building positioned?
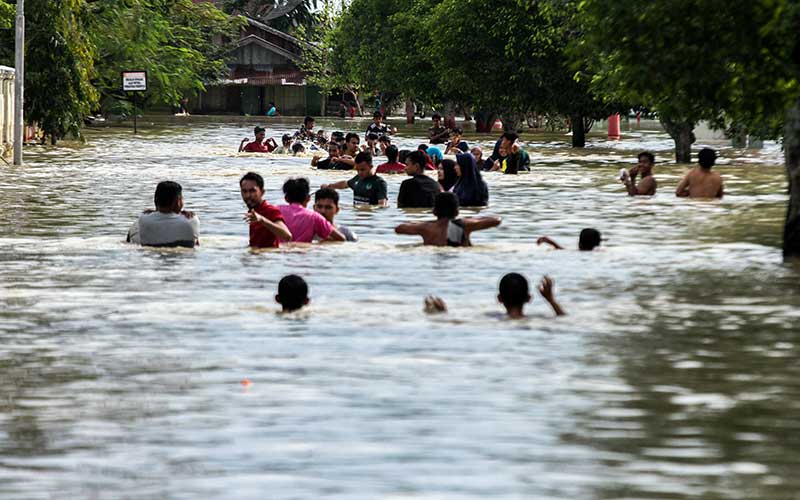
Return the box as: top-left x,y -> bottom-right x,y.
194,16 -> 325,116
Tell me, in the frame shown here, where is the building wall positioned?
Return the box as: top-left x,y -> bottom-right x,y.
196,84 -> 323,116
231,44 -> 293,73
0,66 -> 15,156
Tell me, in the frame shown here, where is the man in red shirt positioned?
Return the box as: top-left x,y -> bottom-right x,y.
376,145 -> 406,174
239,126 -> 277,153
240,172 -> 292,247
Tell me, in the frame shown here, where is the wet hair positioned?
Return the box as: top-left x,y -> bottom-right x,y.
154,181 -> 182,209
337,143 -> 347,153
282,177 -> 310,203
240,172 -> 264,190
432,113 -> 442,121
498,273 -> 529,308
418,143 -> 429,151
398,149 -> 411,164
314,187 -> 340,206
366,132 -> 379,141
277,274 -> 308,312
452,127 -> 463,136
303,116 -> 314,125
378,135 -> 391,144
638,151 -> 655,164
373,111 -> 383,119
345,132 -> 360,143
291,143 -> 305,154
254,126 -> 265,135
698,148 -> 717,169
354,151 -> 373,165
281,133 -> 292,145
386,145 -> 399,162
406,150 -> 426,172
501,132 -> 519,143
433,191 -> 459,219
331,131 -> 344,141
578,228 -> 602,251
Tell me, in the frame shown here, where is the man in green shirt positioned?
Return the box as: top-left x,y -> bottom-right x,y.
322,152 -> 388,207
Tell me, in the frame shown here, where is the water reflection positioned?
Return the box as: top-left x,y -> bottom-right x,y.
0,120 -> 797,499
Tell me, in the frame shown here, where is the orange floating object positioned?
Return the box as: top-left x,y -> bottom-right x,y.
241,378 -> 251,386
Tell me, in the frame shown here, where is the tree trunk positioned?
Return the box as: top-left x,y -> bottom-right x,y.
784,99 -> 800,259
502,112 -> 522,133
404,96 -> 415,124
571,113 -> 586,148
661,118 -> 695,163
474,110 -> 496,133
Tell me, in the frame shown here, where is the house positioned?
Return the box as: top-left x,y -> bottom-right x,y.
195,15 -> 326,116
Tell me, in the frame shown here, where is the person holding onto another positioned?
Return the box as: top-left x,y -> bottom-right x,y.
313,188 -> 358,242
276,275 -> 309,313
395,192 -> 500,246
127,181 -> 199,248
365,111 -> 396,138
240,172 -> 292,248
294,116 -> 317,141
621,151 -> 657,195
321,152 -> 389,206
278,178 -> 345,243
676,148 -> 724,198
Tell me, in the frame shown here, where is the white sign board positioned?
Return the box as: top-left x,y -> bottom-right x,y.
122,71 -> 147,91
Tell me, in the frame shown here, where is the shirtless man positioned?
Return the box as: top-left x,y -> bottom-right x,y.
676,148 -> 724,198
394,192 -> 501,246
621,151 -> 657,196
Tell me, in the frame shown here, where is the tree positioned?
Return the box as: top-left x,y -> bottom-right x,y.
87,0 -> 242,114
223,0 -> 317,35
25,0 -> 98,144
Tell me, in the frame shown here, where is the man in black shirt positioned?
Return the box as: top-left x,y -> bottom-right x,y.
365,111 -> 396,139
397,150 -> 442,208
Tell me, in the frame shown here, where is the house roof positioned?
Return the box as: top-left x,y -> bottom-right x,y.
236,34 -> 302,63
244,16 -> 315,51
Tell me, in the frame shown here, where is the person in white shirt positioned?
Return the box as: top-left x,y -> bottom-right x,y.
127,181 -> 199,248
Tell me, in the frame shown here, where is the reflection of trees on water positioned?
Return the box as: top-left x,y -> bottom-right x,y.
564,269 -> 800,499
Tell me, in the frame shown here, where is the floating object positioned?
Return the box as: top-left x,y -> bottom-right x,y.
241,379 -> 251,386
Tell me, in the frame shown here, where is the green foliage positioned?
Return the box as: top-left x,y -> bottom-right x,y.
25,0 -> 98,142
224,0 -> 318,35
0,0 -> 15,64
88,0 -> 243,111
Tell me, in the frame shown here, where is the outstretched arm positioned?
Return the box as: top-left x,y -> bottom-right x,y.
239,138 -> 249,152
536,236 -> 564,250
463,216 -> 501,233
538,276 -> 566,316
395,222 -> 423,235
321,180 -> 349,190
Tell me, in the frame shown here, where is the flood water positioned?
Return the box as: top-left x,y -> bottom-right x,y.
1,118 -> 799,499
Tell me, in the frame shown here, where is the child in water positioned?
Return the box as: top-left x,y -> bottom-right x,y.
276,275 -> 309,313
537,228 -> 602,251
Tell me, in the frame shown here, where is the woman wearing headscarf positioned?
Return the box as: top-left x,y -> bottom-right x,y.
438,159 -> 458,192
453,153 -> 489,207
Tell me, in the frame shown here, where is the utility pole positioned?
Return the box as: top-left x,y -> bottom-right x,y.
13,0 -> 24,166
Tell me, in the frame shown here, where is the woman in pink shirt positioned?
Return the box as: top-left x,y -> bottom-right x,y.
278,178 -> 345,243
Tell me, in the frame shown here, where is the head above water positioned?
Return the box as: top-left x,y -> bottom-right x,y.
291,142 -> 305,154
386,144 -> 399,163
698,148 -> 717,169
578,228 -> 602,251
154,181 -> 183,213
433,191 -> 459,219
303,116 -> 315,127
354,151 -> 373,178
399,149 -> 411,164
276,274 -> 309,312
372,111 -> 383,121
281,134 -> 292,146
366,132 -> 379,142
432,113 -> 442,124
345,132 -> 360,150
314,187 -> 341,223
240,172 -> 265,209
253,125 -> 265,136
498,273 -> 531,310
501,132 -> 519,145
405,150 -> 426,175
283,177 -> 311,204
